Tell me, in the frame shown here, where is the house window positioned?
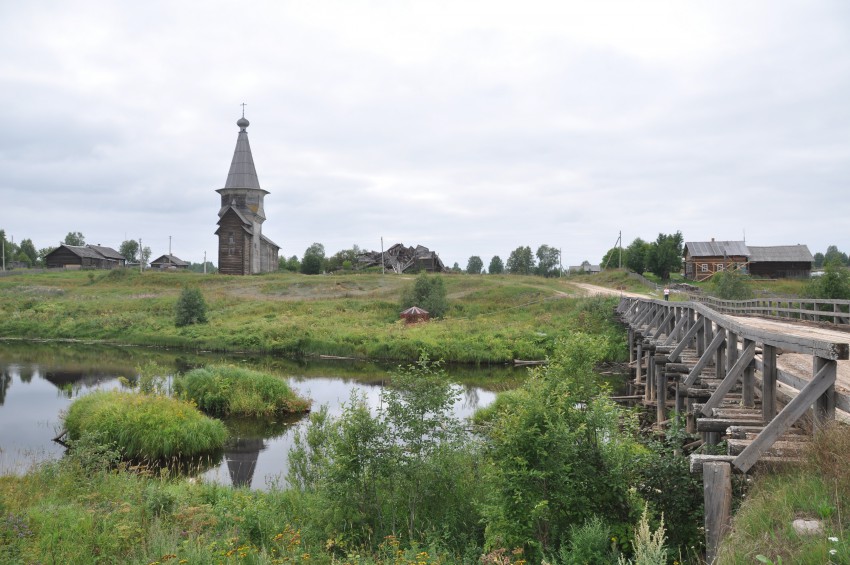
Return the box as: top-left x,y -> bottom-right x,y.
686,263 -> 693,273
700,264 -> 708,273
716,263 -> 724,272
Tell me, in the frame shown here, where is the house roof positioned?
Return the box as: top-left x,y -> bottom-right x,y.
150,254 -> 189,266
223,116 -> 262,190
401,306 -> 429,315
87,245 -> 123,261
684,241 -> 749,257
260,234 -> 280,249
748,245 -> 813,263
53,244 -> 110,260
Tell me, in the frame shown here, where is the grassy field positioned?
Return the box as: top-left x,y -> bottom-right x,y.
0,269 -> 627,363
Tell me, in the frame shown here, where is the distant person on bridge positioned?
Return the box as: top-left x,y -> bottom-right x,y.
664,286 -> 670,301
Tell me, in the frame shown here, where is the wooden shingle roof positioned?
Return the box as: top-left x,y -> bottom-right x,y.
684,241 -> 749,257
748,245 -> 813,263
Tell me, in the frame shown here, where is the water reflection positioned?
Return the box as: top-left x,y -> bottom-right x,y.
0,340 -> 511,488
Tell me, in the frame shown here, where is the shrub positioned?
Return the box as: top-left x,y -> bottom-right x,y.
175,365 -> 311,417
711,270 -> 753,300
175,286 -> 208,327
400,273 -> 448,317
63,390 -> 227,460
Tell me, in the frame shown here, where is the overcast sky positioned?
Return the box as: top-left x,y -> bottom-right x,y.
2,1 -> 849,269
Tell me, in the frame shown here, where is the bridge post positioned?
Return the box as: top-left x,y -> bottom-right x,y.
715,328 -> 727,380
762,345 -> 777,422
696,314 -> 705,356
742,338 -> 755,407
726,331 -> 738,380
814,357 -> 836,430
646,344 -> 656,402
656,351 -> 668,423
704,461 -> 732,565
635,339 -> 643,386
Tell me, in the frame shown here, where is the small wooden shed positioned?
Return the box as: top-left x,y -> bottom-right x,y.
400,306 -> 429,324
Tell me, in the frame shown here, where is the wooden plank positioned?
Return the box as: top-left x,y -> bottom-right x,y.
652,309 -> 675,340
814,358 -> 836,430
663,312 -> 690,346
701,341 -> 756,416
683,330 -> 727,387
743,338 -> 755,408
704,461 -> 732,565
734,362 -> 836,472
696,418 -> 765,432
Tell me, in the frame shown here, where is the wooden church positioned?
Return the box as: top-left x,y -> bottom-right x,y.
215,113 -> 280,275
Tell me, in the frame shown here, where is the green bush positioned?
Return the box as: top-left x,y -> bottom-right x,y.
175,365 -> 311,417
711,270 -> 753,300
400,273 -> 448,317
175,286 -> 208,327
63,390 -> 227,460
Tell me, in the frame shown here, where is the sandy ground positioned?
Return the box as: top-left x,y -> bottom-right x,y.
568,282 -> 645,298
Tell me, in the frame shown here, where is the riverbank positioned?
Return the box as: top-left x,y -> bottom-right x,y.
0,270 -> 627,364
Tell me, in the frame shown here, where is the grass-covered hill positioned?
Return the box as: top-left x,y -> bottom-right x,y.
0,269 -> 629,363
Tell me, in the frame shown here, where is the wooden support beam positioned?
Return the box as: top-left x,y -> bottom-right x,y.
683,330 -> 727,387
701,341 -> 756,416
696,417 -> 765,432
742,338 -> 755,408
734,362 -> 837,472
715,327 -> 727,380
704,462 -> 732,565
667,317 -> 703,363
663,311 -> 689,346
762,345 -> 777,422
653,309 -> 675,340
814,357 -> 836,431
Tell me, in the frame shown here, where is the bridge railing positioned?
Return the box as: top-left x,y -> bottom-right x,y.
684,294 -> 850,326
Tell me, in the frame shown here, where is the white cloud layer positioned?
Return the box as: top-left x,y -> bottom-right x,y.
1,0 -> 848,268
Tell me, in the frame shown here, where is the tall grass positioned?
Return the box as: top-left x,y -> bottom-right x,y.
717,423 -> 850,564
0,270 -> 627,363
175,365 -> 311,417
63,390 -> 227,460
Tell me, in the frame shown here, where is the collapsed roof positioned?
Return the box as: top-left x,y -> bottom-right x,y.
358,243 -> 445,273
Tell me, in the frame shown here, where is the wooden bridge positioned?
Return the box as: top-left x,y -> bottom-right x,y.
617,296 -> 850,562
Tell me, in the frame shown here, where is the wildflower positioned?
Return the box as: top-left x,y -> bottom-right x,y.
829,536 -> 839,542
830,549 -> 837,555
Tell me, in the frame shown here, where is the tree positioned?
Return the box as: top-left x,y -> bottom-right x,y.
536,244 -> 560,277
174,287 -> 208,327
327,244 -> 362,271
400,273 -> 448,317
823,245 -> 849,267
813,252 -> 825,269
119,239 -> 140,263
0,230 -> 16,267
806,259 -> 850,300
18,239 -> 37,266
140,246 -> 152,267
282,255 -> 300,272
480,334 -> 639,561
64,232 -> 85,246
601,246 -> 626,270
488,255 -> 504,275
625,237 -> 651,274
301,243 -> 326,275
506,246 -> 535,275
646,232 -> 683,280
466,256 -> 484,275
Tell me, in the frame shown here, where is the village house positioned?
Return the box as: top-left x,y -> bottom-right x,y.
44,244 -> 125,270
150,254 -> 189,270
683,239 -> 813,281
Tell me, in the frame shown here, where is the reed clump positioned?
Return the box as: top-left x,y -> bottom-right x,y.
63,390 -> 227,460
175,365 -> 311,417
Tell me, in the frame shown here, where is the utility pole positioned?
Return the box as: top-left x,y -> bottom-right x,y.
381,237 -> 385,275
1,238 -> 5,272
139,238 -> 143,273
204,251 -> 207,274
169,235 -> 172,256
619,230 -> 623,269
559,248 -> 562,277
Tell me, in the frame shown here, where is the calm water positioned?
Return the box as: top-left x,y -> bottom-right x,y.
0,341 -> 507,489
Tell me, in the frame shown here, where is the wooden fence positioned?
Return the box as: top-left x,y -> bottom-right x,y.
687,295 -> 850,326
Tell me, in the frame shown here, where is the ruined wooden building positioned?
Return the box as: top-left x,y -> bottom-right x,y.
358,243 -> 445,273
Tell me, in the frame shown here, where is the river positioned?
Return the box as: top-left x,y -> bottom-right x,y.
0,340 -> 514,489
